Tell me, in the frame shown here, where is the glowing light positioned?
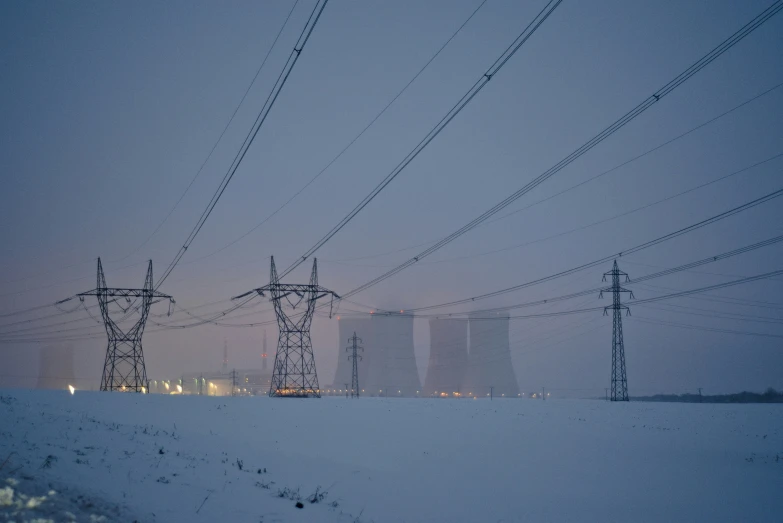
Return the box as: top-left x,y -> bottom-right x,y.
68,385 -> 75,395
400,310 -> 404,313
141,387 -> 147,394
164,383 -> 170,390
176,385 -> 183,393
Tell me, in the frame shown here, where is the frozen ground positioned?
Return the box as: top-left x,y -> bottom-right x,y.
0,390 -> 781,523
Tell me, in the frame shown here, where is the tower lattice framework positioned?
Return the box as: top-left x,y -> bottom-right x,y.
599,260 -> 633,402
234,257 -> 338,398
347,331 -> 363,398
78,258 -> 172,392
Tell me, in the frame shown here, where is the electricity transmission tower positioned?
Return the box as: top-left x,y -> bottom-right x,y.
599,260 -> 634,402
77,258 -> 173,392
233,257 -> 339,398
231,369 -> 238,397
346,332 -> 363,398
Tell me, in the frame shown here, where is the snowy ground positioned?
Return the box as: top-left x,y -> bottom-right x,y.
1,390 -> 781,522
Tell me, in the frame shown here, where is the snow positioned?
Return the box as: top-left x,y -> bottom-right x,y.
1,390 -> 782,522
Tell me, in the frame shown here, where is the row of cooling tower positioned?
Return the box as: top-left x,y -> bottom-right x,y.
332,312 -> 519,397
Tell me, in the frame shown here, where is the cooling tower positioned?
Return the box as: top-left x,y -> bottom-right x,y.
365,313 -> 420,396
423,318 -> 468,396
36,345 -> 75,390
332,318 -> 373,390
464,311 -> 519,397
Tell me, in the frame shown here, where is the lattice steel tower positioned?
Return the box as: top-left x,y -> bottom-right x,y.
346,331 -> 363,398
78,258 -> 172,392
234,257 -> 338,397
599,260 -> 633,402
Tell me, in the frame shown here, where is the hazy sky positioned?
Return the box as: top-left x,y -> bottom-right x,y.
1,0 -> 782,395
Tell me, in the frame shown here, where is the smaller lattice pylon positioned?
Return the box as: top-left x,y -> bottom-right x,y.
346,332 -> 364,398
599,260 -> 634,402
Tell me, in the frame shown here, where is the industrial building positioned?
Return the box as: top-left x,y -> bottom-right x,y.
151,367 -> 273,396
463,311 -> 520,398
423,318 -> 468,397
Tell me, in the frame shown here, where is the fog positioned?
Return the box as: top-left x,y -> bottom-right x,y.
1,0 -> 782,396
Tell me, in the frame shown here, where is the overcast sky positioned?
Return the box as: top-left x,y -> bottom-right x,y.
1,0 -> 782,395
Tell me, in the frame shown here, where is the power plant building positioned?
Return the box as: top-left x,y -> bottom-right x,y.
464,311 -> 519,397
332,313 -> 420,396
423,318 -> 468,396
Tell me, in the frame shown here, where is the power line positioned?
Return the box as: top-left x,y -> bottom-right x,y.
154,0 -> 330,289
278,0 -> 565,279
422,232 -> 783,318
633,281 -> 783,310
325,153 -> 783,269
338,2 -> 783,299
181,0 -> 490,266
389,189 -> 783,314
112,0 -> 303,263
636,303 -> 783,325
632,317 -> 783,340
322,79 -> 783,265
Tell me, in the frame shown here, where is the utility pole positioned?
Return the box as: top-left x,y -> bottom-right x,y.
490,386 -> 494,401
233,257 -> 338,398
698,387 -> 703,403
73,258 -> 173,392
346,332 -> 363,398
542,386 -> 545,401
198,374 -> 203,396
600,260 -> 634,402
231,369 -> 238,397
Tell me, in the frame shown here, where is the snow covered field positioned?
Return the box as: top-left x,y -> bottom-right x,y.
1,390 -> 781,522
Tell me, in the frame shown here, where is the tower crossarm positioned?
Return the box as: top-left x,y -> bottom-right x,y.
234,284 -> 339,299
598,285 -> 634,300
78,288 -> 172,299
